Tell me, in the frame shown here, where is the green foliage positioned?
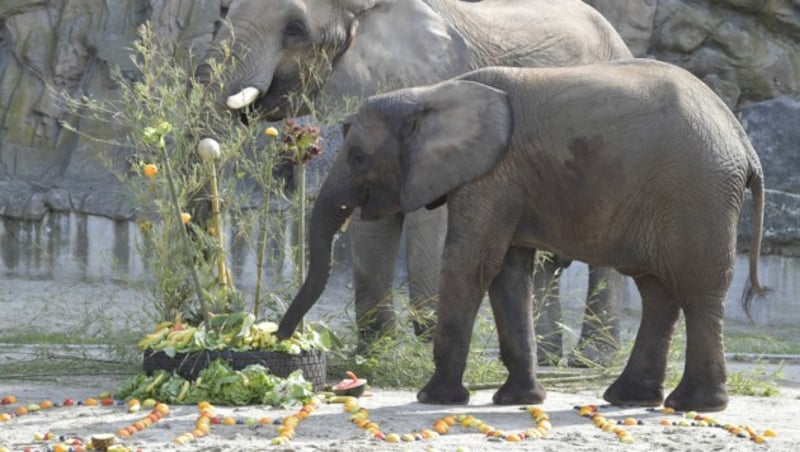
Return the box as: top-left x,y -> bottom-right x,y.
116,359 -> 314,407
726,364 -> 782,397
59,22 -> 336,329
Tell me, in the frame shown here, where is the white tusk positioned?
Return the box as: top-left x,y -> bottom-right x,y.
226,86 -> 260,110
340,215 -> 353,233
197,138 -> 222,161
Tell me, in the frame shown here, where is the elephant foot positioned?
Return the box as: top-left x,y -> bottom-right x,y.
492,378 -> 546,405
417,377 -> 469,405
567,339 -> 619,368
665,378 -> 728,412
603,375 -> 663,407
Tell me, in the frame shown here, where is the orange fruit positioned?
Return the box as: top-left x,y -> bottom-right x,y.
143,164 -> 158,178
180,212 -> 192,224
15,406 -> 28,415
432,421 -> 448,434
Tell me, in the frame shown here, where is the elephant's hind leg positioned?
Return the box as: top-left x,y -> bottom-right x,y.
568,266 -> 623,367
533,255 -> 564,366
604,275 -> 678,407
664,298 -> 728,412
489,246 -> 546,405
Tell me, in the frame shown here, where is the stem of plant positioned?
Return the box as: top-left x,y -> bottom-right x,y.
297,161 -> 307,332
160,146 -> 210,324
208,161 -> 230,289
253,161 -> 274,318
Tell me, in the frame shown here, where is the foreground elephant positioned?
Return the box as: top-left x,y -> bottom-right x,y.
195,0 -> 632,357
278,61 -> 767,411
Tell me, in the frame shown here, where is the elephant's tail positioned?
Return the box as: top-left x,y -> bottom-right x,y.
741,161 -> 769,320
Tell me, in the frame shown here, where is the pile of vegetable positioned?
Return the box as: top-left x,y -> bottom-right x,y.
136,312 -> 334,357
117,360 -> 314,407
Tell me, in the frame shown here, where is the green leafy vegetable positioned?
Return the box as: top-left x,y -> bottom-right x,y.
115,359 -> 314,406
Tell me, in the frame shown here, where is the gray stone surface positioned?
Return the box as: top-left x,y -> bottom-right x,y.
1,0 -> 799,260
587,0 -> 800,108
0,0 -> 222,220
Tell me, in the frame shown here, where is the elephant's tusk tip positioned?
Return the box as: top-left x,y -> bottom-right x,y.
340,215 -> 352,233
226,86 -> 260,110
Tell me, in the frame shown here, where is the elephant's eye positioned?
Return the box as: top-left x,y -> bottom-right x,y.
348,148 -> 366,169
282,20 -> 310,47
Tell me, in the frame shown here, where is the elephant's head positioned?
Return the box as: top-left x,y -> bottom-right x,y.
195,0 -> 465,121
277,78 -> 513,338
194,0 -> 375,120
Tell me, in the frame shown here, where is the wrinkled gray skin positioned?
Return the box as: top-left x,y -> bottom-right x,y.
278,61 -> 767,411
195,0 -> 632,357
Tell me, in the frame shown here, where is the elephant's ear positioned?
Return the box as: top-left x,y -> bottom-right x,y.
329,1 -> 463,96
399,80 -> 512,213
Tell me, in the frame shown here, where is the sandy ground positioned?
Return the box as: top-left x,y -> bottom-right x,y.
1,374 -> 798,451
2,279 -> 800,451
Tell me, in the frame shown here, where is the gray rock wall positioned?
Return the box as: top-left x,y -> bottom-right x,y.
1,0 -> 799,258
0,0 -> 222,220
587,0 -> 800,257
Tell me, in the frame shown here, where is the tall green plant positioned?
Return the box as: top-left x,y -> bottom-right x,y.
62,23 -> 265,323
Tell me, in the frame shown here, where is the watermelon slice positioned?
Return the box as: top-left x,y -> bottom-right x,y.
332,371 -> 368,396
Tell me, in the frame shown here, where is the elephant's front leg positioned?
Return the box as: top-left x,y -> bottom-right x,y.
350,212 -> 404,352
405,205 -> 447,339
490,246 -> 546,405
416,257 -> 487,405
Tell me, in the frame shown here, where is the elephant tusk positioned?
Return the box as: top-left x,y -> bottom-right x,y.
340,214 -> 353,233
226,86 -> 260,110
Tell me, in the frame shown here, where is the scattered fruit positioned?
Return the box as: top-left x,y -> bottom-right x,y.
143,164 -> 158,178
332,371 -> 368,397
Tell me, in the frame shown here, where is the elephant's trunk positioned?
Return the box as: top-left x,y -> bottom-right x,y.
194,61 -> 214,86
278,193 -> 352,339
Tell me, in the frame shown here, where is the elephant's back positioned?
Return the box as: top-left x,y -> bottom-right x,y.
450,0 -> 632,67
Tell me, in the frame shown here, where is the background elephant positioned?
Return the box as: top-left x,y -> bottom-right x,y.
278,61 -> 767,411
195,0 -> 632,359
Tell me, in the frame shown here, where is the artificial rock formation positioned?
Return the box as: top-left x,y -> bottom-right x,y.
0,0 -> 223,220
1,0 -> 799,259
